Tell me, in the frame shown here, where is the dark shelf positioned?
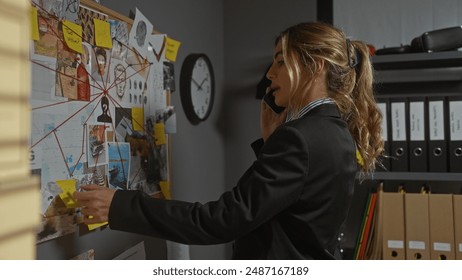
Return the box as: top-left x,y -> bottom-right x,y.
372,51 -> 462,84
362,172 -> 462,182
372,51 -> 462,70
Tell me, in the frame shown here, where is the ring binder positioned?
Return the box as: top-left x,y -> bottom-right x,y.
448,96 -> 462,172
427,97 -> 448,172
408,97 -> 428,172
390,98 -> 409,172
376,98 -> 391,171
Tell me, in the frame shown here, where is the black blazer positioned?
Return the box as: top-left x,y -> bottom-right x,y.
108,103 -> 357,259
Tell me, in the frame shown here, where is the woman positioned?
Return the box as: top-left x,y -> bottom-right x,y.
75,22 -> 383,259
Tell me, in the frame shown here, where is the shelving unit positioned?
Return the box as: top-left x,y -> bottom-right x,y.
364,172 -> 462,182
340,50 -> 462,260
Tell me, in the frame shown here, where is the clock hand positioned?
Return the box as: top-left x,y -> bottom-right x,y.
198,77 -> 208,89
191,78 -> 201,90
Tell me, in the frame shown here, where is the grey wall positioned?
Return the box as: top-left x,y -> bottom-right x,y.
222,0 -> 317,203
36,0 -> 317,260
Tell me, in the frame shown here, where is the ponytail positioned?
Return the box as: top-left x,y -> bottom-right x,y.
345,40 -> 384,176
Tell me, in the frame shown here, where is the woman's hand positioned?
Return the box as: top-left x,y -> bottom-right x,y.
73,184 -> 116,224
260,92 -> 287,141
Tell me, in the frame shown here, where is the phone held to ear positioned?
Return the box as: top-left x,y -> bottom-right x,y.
263,90 -> 285,114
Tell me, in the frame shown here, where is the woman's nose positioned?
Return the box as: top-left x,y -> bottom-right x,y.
266,64 -> 275,80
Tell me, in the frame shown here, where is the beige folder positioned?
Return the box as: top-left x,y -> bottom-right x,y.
429,193 -> 455,260
404,193 -> 430,259
382,191 -> 405,260
453,194 -> 462,260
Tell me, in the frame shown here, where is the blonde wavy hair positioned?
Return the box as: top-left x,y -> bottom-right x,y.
277,22 -> 384,174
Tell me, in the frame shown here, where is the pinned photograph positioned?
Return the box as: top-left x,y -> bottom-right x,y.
35,0 -> 64,19
91,47 -> 110,82
76,43 -> 92,101
62,0 -> 80,23
107,142 -> 130,190
32,9 -> 59,60
163,61 -> 175,92
86,123 -> 108,167
156,106 -> 176,134
108,59 -> 129,105
110,19 -> 129,61
55,21 -> 79,100
78,5 -> 108,46
96,96 -> 113,123
128,8 -> 153,59
147,34 -> 167,63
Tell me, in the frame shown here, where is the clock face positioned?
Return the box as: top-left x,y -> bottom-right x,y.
180,54 -> 215,124
191,57 -> 212,119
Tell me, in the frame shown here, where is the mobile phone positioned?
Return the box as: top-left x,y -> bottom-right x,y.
263,90 -> 285,114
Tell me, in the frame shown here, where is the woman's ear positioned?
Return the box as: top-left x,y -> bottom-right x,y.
315,59 -> 325,75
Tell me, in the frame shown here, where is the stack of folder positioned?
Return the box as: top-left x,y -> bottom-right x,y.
376,96 -> 462,172
353,183 -> 382,260
355,185 -> 462,260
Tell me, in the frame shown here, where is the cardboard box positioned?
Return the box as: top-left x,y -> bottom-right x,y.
382,191 -> 405,259
453,194 -> 462,260
404,193 -> 430,259
429,193 -> 455,260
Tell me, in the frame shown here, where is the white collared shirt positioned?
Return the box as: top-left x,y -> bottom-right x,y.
285,98 -> 336,122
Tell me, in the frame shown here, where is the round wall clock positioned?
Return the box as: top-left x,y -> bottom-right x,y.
180,53 -> 215,124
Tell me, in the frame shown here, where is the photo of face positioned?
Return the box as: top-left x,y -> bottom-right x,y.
96,50 -> 106,76
114,64 -> 126,98
135,20 -> 147,47
92,47 -> 109,82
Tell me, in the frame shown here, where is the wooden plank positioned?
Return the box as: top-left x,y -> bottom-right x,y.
80,0 -> 160,34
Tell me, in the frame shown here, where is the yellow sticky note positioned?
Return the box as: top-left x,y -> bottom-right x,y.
160,181 -> 171,200
165,37 -> 181,62
154,123 -> 166,145
30,7 -> 40,41
87,219 -> 108,231
132,107 -> 144,131
62,20 -> 83,53
94,19 -> 112,49
56,179 -> 78,208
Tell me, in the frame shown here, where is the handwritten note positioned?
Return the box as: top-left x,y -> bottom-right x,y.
154,123 -> 167,145
165,37 -> 181,62
62,20 -> 83,53
160,181 -> 171,200
30,7 -> 40,41
94,19 -> 112,49
56,179 -> 78,208
132,107 -> 144,131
